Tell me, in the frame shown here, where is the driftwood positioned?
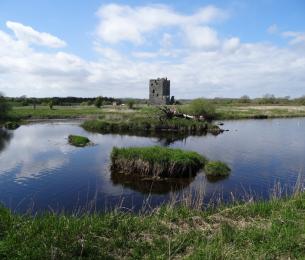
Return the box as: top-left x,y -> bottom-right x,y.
158,106 -> 198,122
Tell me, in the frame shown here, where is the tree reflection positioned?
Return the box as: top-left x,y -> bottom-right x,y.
0,128 -> 12,153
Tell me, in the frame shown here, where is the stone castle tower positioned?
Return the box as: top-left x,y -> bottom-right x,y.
149,78 -> 170,105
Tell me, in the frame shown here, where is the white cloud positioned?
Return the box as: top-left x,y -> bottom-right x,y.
1,4 -> 305,99
267,24 -> 278,34
282,31 -> 305,46
160,33 -> 172,48
6,21 -> 66,48
95,4 -> 225,45
184,25 -> 219,49
223,37 -> 240,52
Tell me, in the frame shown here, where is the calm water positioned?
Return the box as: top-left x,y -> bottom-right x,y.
0,118 -> 304,213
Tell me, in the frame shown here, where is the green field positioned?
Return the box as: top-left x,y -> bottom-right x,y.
8,104 -> 305,121
1,193 -> 305,259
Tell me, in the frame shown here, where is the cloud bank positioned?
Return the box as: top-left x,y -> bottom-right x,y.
0,4 -> 305,98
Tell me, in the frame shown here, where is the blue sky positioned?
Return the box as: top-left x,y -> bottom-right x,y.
0,0 -> 305,98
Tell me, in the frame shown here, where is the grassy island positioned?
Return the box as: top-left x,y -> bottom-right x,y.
1,193 -> 305,259
111,146 -> 206,177
82,118 -> 223,135
68,135 -> 90,147
205,161 -> 231,177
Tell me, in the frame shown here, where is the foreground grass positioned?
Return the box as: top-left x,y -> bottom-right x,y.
1,193 -> 305,259
111,146 -> 206,177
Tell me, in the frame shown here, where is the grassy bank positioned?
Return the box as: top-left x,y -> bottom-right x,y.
1,193 -> 305,259
111,146 -> 206,177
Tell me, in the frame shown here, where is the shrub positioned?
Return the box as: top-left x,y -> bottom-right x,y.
188,98 -> 216,120
204,161 -> 231,176
68,135 -> 90,147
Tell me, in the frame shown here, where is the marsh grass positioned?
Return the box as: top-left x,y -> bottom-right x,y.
81,118 -> 222,135
68,135 -> 90,147
111,146 -> 207,177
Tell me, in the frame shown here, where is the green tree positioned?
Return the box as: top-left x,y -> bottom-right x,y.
259,94 -> 276,104
239,95 -> 251,103
188,98 -> 216,120
127,99 -> 135,109
0,93 -> 11,119
49,100 -> 55,110
94,97 -> 103,108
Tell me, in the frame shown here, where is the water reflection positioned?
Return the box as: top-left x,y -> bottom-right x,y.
0,123 -> 73,183
0,118 -> 304,214
111,172 -> 194,194
0,128 -> 12,153
205,175 -> 229,183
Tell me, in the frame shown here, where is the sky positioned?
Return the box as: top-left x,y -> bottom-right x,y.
0,0 -> 305,98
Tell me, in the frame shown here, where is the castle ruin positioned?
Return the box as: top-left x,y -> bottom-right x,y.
149,78 -> 170,105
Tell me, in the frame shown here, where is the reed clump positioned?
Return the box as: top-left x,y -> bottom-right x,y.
204,161 -> 231,176
111,146 -> 207,178
68,135 -> 90,147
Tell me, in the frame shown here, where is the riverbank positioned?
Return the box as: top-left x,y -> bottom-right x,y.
1,193 -> 305,259
8,104 -> 305,121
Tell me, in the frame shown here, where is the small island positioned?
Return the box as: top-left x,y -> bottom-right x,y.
204,161 -> 231,177
68,135 -> 91,147
111,146 -> 207,178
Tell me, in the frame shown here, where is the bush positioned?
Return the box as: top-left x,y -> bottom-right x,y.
187,98 -> 216,120
204,161 -> 231,176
